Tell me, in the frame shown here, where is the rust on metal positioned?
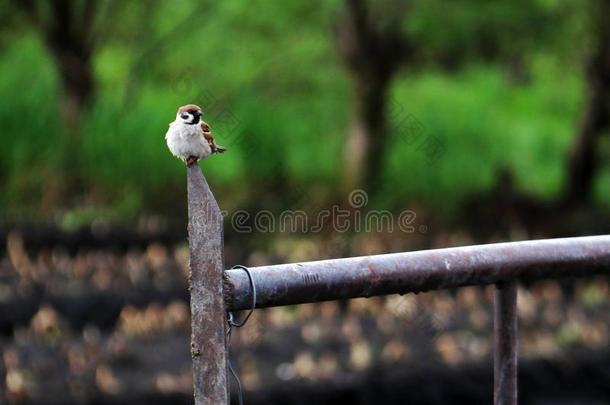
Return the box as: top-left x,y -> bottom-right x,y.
494,281 -> 518,405
187,165 -> 229,405
226,236 -> 610,310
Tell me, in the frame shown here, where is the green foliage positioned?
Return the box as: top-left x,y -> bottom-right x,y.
384,59 -> 582,214
0,35 -> 62,218
0,0 -> 602,223
408,0 -> 586,66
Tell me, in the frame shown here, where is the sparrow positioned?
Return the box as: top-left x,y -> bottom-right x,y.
165,104 -> 226,166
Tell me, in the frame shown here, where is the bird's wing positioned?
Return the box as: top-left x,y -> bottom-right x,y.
201,121 -> 226,153
201,121 -> 213,141
201,121 -> 215,146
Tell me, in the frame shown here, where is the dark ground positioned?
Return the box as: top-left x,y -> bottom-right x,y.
1,222 -> 609,405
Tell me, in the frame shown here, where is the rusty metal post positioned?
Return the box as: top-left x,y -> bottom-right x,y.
187,165 -> 229,405
494,281 -> 518,405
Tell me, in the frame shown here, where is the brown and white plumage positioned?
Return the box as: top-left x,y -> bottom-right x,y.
200,120 -> 226,154
165,104 -> 226,166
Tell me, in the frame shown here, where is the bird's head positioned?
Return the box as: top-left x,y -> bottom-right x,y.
177,104 -> 203,125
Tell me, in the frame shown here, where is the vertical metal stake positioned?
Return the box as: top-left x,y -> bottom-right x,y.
187,165 -> 229,405
494,281 -> 518,405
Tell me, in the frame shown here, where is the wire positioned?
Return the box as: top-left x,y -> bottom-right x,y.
226,264 -> 257,405
228,265 -> 256,327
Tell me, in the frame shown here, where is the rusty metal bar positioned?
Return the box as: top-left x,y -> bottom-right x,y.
226,236 -> 610,310
494,281 -> 518,405
187,166 -> 229,405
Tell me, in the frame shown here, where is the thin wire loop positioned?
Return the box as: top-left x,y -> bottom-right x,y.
226,264 -> 257,405
228,265 -> 256,327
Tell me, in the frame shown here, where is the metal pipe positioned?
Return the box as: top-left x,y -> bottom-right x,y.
226,236 -> 610,310
494,281 -> 518,405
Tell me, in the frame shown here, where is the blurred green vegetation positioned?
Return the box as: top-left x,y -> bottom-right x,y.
0,0 -> 606,226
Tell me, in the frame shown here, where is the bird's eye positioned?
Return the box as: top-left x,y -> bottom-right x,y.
180,113 -> 189,119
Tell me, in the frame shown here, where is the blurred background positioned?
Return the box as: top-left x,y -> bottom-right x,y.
1,0 -> 610,403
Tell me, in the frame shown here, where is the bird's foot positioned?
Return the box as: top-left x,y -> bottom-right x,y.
186,156 -> 198,166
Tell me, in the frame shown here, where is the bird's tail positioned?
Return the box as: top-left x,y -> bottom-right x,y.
215,145 -> 227,153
